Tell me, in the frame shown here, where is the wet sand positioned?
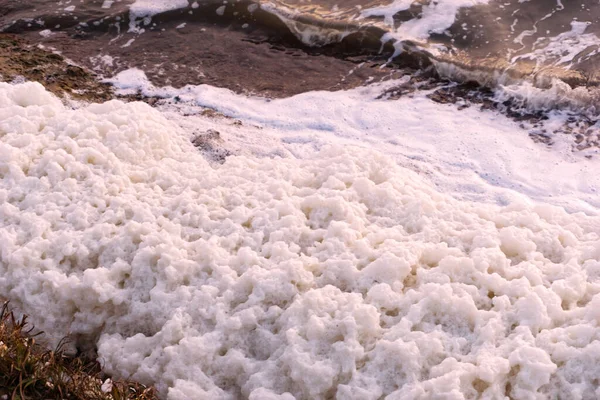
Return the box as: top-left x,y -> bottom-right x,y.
1,0 -> 406,98
0,34 -> 112,101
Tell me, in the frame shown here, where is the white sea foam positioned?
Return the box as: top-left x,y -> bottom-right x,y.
106,69 -> 600,213
39,29 -> 54,38
433,61 -> 600,114
512,21 -> 600,71
2,81 -> 600,399
129,0 -> 189,31
361,0 -> 489,42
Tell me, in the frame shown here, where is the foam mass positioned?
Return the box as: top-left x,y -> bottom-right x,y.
1,82 -> 600,399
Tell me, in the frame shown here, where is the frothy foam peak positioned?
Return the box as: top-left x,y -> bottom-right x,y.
3,81 -> 600,399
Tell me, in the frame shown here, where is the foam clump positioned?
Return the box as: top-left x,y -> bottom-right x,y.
1,82 -> 600,399
128,0 -> 190,32
130,0 -> 190,19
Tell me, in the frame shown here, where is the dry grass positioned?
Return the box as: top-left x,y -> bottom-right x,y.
0,302 -> 159,400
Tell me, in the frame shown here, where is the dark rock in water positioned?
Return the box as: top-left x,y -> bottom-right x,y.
192,129 -> 232,163
528,130 -> 554,146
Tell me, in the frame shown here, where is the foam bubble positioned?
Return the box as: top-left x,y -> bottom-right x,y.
2,81 -> 600,399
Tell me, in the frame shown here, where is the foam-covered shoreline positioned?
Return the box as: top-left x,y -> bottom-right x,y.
106,68 -> 600,210
4,0 -> 600,104
2,81 -> 600,399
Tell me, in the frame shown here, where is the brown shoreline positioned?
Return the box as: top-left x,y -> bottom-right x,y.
0,34 -> 113,102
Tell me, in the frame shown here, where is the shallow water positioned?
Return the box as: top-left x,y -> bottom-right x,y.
252,0 -> 600,85
2,0 -> 600,99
